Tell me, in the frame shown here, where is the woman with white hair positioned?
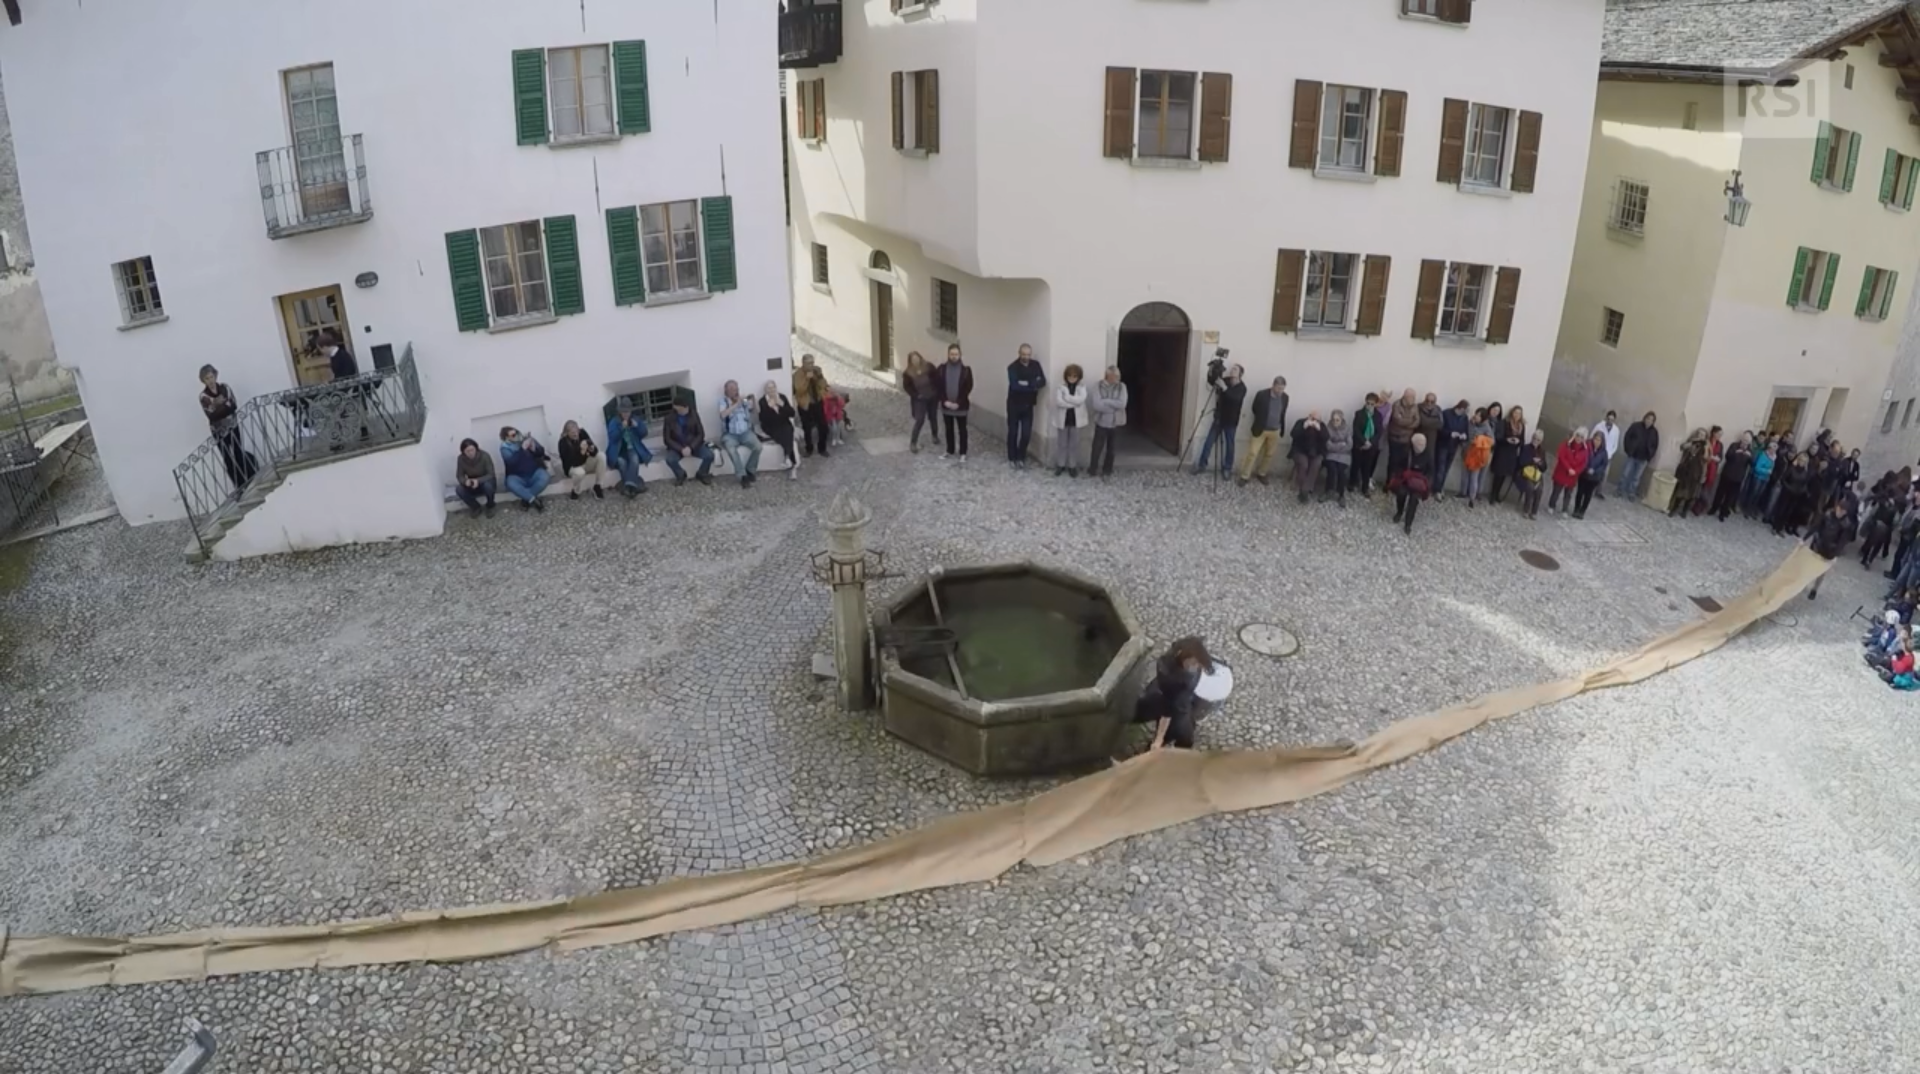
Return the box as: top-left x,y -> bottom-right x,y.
1547,426 -> 1591,517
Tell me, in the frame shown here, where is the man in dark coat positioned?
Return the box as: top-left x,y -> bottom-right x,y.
1616,411 -> 1659,499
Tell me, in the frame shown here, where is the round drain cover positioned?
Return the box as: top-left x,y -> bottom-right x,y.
1239,622 -> 1301,658
1519,550 -> 1560,571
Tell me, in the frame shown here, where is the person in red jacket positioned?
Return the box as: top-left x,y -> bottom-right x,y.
1547,427 -> 1591,518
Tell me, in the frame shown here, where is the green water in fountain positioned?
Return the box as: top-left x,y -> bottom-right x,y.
941,604 -> 1119,702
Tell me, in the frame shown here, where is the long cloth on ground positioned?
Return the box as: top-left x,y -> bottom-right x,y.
0,547 -> 1831,997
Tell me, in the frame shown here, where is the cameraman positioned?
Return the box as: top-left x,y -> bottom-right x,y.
1191,358 -> 1246,478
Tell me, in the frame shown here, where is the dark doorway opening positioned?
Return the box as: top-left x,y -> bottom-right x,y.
870,251 -> 896,370
1115,302 -> 1190,455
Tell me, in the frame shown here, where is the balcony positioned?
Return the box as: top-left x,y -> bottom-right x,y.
256,133 -> 373,239
779,0 -> 842,69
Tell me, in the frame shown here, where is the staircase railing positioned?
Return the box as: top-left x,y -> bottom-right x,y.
173,346 -> 425,557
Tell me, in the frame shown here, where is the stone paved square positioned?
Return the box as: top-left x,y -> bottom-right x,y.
3,353 -> 1919,1074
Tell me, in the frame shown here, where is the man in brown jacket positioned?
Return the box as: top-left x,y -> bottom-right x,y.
792,354 -> 831,458
1387,388 -> 1421,477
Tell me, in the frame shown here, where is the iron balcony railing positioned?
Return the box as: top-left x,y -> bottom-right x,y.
257,133 -> 373,238
779,0 -> 842,68
172,345 -> 425,556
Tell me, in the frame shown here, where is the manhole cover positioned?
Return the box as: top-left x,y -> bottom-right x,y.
1239,623 -> 1300,658
1519,550 -> 1560,571
1690,596 -> 1723,613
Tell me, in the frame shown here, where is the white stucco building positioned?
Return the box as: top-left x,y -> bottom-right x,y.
1546,0 -> 1920,484
785,0 -> 1604,461
0,0 -> 787,556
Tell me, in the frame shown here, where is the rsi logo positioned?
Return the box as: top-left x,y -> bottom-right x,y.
1735,79 -> 1827,128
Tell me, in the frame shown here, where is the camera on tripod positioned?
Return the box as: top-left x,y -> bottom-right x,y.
1205,347 -> 1231,383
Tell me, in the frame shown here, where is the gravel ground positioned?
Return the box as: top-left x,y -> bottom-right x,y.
3,353 -> 1919,1073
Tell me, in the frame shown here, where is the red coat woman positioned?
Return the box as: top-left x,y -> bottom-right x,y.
1552,438 -> 1590,489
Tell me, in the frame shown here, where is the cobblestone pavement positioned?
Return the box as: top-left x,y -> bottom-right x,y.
4,354 -> 1920,1073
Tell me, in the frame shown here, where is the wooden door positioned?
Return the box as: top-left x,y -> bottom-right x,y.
872,281 -> 895,369
1764,396 -> 1805,439
278,285 -> 349,386
285,64 -> 349,218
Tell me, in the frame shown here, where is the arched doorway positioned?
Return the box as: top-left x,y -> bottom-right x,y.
869,251 -> 896,370
1116,301 -> 1191,455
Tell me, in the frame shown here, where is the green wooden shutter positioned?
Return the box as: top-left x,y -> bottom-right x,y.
1786,246 -> 1810,307
513,49 -> 549,146
1842,132 -> 1861,192
1817,253 -> 1841,310
1883,270 -> 1901,319
1904,157 -> 1919,209
1810,121 -> 1831,184
701,195 -> 737,293
1881,148 -> 1899,203
1857,267 -> 1876,316
612,40 -> 651,135
445,230 -> 490,331
606,206 -> 645,306
542,215 -> 584,316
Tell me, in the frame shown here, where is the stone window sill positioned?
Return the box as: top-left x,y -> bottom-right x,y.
1432,334 -> 1488,350
1131,155 -> 1201,171
899,2 -> 935,20
1458,181 -> 1511,199
550,133 -> 622,150
1297,327 -> 1357,342
812,282 -> 832,296
928,326 -> 959,343
487,313 -> 558,335
1885,201 -> 1910,214
1791,303 -> 1825,314
645,290 -> 713,309
1399,12 -> 1468,27
1606,225 -> 1645,244
1314,167 -> 1376,184
900,147 -> 931,159
118,314 -> 170,332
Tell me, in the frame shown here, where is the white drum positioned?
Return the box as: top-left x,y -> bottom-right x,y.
1194,662 -> 1234,703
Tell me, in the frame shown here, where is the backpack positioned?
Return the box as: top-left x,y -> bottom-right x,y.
1464,434 -> 1492,472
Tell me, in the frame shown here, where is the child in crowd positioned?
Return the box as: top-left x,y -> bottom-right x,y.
823,391 -> 849,447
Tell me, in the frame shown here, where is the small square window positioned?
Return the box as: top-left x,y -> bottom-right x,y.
1301,251 -> 1358,329
1439,262 -> 1491,337
1137,70 -> 1198,160
1317,86 -> 1375,173
896,69 -> 939,152
1609,179 -> 1649,235
932,278 -> 959,334
478,221 -> 552,322
1463,103 -> 1511,187
548,45 -> 615,140
1682,101 -> 1699,130
640,200 -> 705,297
113,256 -> 165,326
1601,307 -> 1624,347
811,242 -> 830,287
1846,64 -> 1856,90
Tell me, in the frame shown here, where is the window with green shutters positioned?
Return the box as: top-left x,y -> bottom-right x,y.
1810,121 -> 1860,190
513,41 -> 650,146
1786,246 -> 1839,311
1857,265 -> 1900,321
1883,149 -> 1920,210
444,216 -> 584,330
603,195 -> 738,305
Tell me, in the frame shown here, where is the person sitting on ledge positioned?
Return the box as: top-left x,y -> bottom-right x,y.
605,399 -> 652,498
717,380 -> 762,488
454,438 -> 497,518
499,426 -> 551,512
662,394 -> 715,487
557,420 -> 604,501
1129,636 -> 1215,751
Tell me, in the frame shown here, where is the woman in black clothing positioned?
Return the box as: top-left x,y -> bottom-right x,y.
758,379 -> 801,481
197,364 -> 256,494
1772,453 -> 1812,536
1489,409 -> 1526,504
1129,636 -> 1215,751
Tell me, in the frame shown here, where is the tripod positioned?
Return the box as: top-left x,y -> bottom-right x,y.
1178,381 -> 1226,492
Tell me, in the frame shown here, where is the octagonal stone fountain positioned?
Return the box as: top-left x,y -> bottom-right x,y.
874,562 -> 1151,776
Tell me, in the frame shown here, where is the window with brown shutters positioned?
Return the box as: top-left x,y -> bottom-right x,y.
1137,70 -> 1198,159
1441,100 -> 1535,191
1355,255 -> 1391,336
1289,80 -> 1321,169
1410,259 -> 1445,339
1291,82 -> 1406,178
1104,66 -> 1135,158
796,78 -> 826,142
1436,99 -> 1468,184
1510,111 -> 1543,193
1485,266 -> 1521,344
1197,72 -> 1232,163
891,69 -> 939,153
1271,249 -> 1306,332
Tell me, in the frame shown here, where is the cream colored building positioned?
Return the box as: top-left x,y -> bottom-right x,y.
1547,1 -> 1920,478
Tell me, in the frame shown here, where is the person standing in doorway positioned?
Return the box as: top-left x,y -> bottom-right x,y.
1238,376 -> 1289,487
936,343 -> 974,461
197,364 -> 256,495
320,330 -> 369,452
1617,411 -> 1659,499
1050,363 -> 1089,477
1592,411 -> 1623,499
1087,365 -> 1128,480
1006,343 -> 1047,469
1192,362 -> 1246,478
792,354 -> 831,459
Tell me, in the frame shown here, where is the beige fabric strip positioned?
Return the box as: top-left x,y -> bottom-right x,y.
0,546 -> 1830,998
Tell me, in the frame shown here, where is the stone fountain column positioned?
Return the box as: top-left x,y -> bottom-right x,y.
822,488 -> 875,711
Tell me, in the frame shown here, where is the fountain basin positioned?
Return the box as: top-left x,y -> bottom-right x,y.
875,562 -> 1150,776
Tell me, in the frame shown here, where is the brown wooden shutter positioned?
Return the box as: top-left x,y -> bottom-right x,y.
1439,0 -> 1472,23
814,80 -> 827,142
1411,259 -> 1445,339
891,72 -> 905,150
795,82 -> 809,139
1197,72 -> 1233,163
891,0 -> 904,12
1103,67 -> 1135,158
1270,249 -> 1306,332
1375,90 -> 1407,177
1511,110 -> 1543,193
919,70 -> 940,153
1485,266 -> 1521,344
1437,98 -> 1469,183
1355,255 -> 1392,336
1289,80 -> 1322,170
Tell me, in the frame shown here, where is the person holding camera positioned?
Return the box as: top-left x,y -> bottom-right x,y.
1191,357 -> 1246,478
718,380 -> 764,487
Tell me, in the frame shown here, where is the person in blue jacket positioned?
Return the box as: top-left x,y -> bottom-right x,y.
605,398 -> 653,498
499,427 -> 551,512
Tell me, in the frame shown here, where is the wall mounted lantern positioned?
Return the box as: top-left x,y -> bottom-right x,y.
1724,170 -> 1752,227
